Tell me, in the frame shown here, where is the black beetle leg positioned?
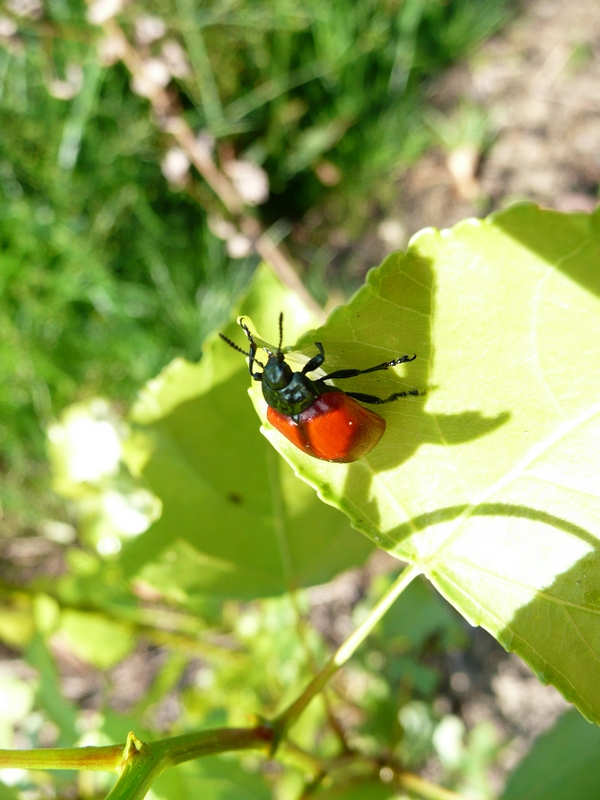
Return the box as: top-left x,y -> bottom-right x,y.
302,342 -> 325,374
316,353 -> 416,383
247,340 -> 265,381
344,389 -> 423,405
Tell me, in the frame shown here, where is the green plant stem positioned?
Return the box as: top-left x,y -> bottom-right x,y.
266,445 -> 353,754
0,726 -> 273,776
105,726 -> 274,800
273,562 -> 422,736
153,726 -> 274,766
0,744 -> 123,771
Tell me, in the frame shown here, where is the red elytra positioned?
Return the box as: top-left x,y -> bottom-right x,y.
267,390 -> 387,463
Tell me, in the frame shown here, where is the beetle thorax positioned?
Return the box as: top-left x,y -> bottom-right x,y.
261,352 -> 323,416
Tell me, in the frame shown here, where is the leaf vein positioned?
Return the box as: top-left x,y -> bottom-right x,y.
526,472 -> 600,502
386,267 -> 431,292
431,401 -> 600,558
531,268 -> 565,416
432,557 -> 600,616
374,295 -> 431,319
562,605 -> 600,670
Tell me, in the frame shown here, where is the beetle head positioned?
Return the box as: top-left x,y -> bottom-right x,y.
220,313 -> 295,389
253,313 -> 293,389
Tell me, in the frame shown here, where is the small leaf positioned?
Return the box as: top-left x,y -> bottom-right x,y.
0,783 -> 23,800
57,611 -> 134,669
151,756 -> 272,800
0,607 -> 34,648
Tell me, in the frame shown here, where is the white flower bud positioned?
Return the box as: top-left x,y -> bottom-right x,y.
223,159 -> 269,206
161,147 -> 190,187
87,0 -> 123,25
131,58 -> 171,97
161,40 -> 191,79
226,234 -> 252,258
134,15 -> 166,46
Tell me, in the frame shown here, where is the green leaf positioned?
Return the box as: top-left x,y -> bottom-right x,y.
57,611 -> 134,670
502,709 -> 600,800
311,780 -> 393,800
26,634 -> 78,747
377,574 -> 467,652
254,205 -> 600,722
0,783 -> 23,800
151,757 -> 271,800
121,267 -> 372,601
0,606 -> 34,649
0,675 -> 35,749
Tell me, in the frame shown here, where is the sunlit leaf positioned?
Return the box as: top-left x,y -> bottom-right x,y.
0,676 -> 34,749
57,612 -> 134,670
0,605 -> 34,649
255,205 -> 600,722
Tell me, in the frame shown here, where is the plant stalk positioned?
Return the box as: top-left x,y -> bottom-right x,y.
273,562 -> 422,737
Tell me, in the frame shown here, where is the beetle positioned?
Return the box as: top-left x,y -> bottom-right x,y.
219,314 -> 420,463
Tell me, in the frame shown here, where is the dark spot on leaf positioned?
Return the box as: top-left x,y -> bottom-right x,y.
227,492 -> 243,505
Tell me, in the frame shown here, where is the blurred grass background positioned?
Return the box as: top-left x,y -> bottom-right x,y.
0,0 -> 512,519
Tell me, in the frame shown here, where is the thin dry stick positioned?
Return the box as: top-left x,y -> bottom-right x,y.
101,18 -> 323,318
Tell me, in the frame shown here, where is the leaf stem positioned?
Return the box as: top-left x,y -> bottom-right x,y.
273,562 -> 422,737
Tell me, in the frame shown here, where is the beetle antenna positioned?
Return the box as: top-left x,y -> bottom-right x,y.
278,312 -> 284,352
239,317 -> 257,346
219,333 -> 250,357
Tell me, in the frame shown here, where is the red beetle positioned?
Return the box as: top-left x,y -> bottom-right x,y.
220,314 -> 419,463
